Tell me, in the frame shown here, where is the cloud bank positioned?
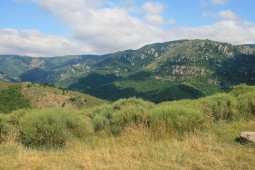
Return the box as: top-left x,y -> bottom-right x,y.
0,0 -> 255,57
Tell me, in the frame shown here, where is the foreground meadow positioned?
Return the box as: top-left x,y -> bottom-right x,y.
0,84 -> 255,169
0,119 -> 255,169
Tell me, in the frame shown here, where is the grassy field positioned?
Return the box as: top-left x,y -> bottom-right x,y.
0,119 -> 255,169
0,82 -> 107,113
0,84 -> 255,169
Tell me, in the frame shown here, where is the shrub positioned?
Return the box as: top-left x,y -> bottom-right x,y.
0,87 -> 30,113
198,93 -> 238,121
19,109 -> 93,148
88,104 -> 114,133
110,98 -> 154,134
93,114 -> 110,132
230,84 -> 255,97
64,112 -> 94,139
149,105 -> 205,134
0,110 -> 26,143
0,115 -> 11,142
89,98 -> 154,135
19,110 -> 66,148
112,98 -> 154,125
237,92 -> 255,117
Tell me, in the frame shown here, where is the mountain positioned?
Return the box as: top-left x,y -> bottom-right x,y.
0,39 -> 255,103
0,54 -> 110,82
242,44 -> 255,48
0,71 -> 16,82
0,82 -> 107,113
67,39 -> 255,102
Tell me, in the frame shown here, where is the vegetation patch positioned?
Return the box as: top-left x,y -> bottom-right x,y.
0,84 -> 255,150
0,85 -> 30,113
149,105 -> 205,135
19,109 -> 93,148
88,98 -> 154,135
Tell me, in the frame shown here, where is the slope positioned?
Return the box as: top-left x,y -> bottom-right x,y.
68,39 -> 255,102
0,71 -> 16,82
0,82 -> 107,113
1,39 -> 255,103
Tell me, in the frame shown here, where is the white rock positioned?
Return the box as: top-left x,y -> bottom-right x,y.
240,132 -> 255,143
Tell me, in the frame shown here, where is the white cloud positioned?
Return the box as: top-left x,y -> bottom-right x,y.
142,2 -> 175,26
1,0 -> 255,57
211,0 -> 228,5
29,0 -> 167,54
203,10 -> 239,21
167,19 -> 255,45
143,2 -> 164,15
0,29 -> 93,57
219,10 -> 238,20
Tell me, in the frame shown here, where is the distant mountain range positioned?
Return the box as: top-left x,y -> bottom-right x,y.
0,71 -> 16,82
1,39 -> 255,103
243,44 -> 255,48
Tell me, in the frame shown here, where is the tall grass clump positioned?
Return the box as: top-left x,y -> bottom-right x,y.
236,92 -> 255,118
198,93 -> 238,121
88,104 -> 114,133
149,105 -> 205,135
0,109 -> 27,143
0,114 -> 13,143
88,98 -> 154,135
111,98 -> 154,131
230,84 -> 255,97
63,111 -> 94,139
19,109 -> 93,148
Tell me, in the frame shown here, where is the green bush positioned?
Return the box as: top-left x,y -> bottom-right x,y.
88,104 -> 114,133
0,115 -> 11,142
237,92 -> 255,117
112,98 -> 154,124
0,110 -> 26,143
88,98 -> 154,135
149,105 -> 205,134
110,98 -> 154,134
0,86 -> 30,113
230,84 -> 255,97
93,114 -> 110,132
64,112 -> 94,139
19,109 -> 93,148
198,93 -> 238,121
19,110 -> 66,147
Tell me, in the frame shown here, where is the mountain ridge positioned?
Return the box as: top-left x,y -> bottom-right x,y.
0,39 -> 255,102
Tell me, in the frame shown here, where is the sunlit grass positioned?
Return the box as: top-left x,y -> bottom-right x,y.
0,119 -> 255,169
1,84 -> 255,169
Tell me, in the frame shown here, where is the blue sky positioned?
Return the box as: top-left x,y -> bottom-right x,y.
0,0 -> 255,57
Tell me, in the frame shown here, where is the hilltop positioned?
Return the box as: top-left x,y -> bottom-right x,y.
0,39 -> 255,102
0,82 -> 107,113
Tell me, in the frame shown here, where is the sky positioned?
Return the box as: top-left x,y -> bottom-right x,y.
0,0 -> 255,57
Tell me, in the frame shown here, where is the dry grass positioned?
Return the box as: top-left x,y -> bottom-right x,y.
20,82 -> 107,109
0,120 -> 255,170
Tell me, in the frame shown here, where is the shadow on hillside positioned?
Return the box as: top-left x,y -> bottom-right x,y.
20,68 -> 54,83
68,72 -> 205,103
68,73 -> 139,101
216,54 -> 255,86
